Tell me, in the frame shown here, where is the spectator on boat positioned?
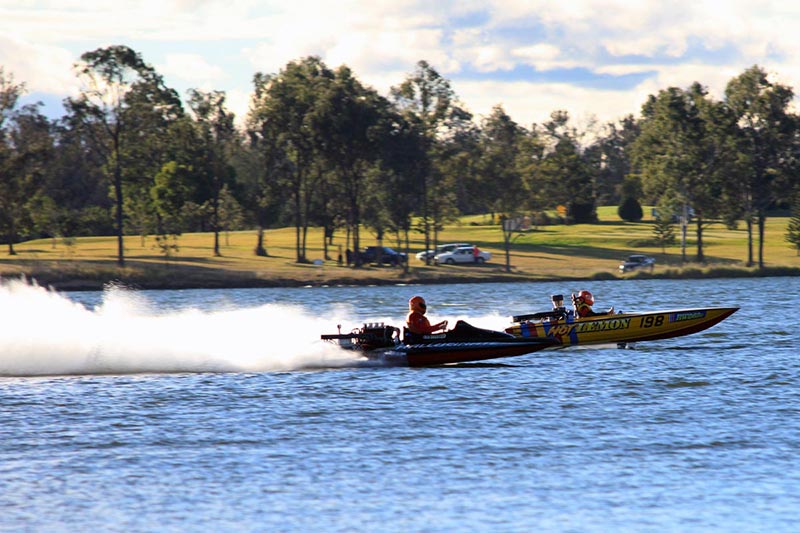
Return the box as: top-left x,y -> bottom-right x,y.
572,290 -> 614,318
407,296 -> 448,334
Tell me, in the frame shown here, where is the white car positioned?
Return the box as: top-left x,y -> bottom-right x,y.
434,246 -> 491,265
416,242 -> 470,261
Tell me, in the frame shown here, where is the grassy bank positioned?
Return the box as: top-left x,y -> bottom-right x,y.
1,208 -> 798,290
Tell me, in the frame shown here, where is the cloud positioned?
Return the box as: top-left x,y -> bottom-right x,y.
0,35 -> 78,95
1,0 -> 799,130
158,53 -> 226,86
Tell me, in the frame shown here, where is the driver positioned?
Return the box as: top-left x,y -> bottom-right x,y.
406,296 -> 448,334
572,290 -> 614,318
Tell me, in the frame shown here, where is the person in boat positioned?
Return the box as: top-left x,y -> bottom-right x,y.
407,296 -> 448,334
572,290 -> 614,318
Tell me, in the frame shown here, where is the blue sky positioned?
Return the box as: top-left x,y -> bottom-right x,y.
2,0 -> 798,132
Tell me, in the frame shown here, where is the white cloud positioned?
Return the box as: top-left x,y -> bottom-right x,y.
1,0 -> 800,130
456,79 -> 645,130
159,53 -> 226,86
512,43 -> 569,70
0,35 -> 78,95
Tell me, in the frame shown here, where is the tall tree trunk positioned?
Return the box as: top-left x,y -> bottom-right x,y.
423,173 -> 431,266
212,191 -> 221,257
113,156 -> 124,267
6,221 -> 16,255
695,218 -> 704,262
758,214 -> 766,269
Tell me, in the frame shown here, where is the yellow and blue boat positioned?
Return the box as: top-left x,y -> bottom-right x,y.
505,295 -> 738,348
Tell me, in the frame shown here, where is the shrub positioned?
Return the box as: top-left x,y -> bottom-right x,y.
618,197 -> 643,222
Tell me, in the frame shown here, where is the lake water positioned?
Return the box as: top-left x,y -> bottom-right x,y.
1,276 -> 798,531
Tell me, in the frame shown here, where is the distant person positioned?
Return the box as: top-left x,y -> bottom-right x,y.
406,296 -> 448,334
572,290 -> 614,318
473,245 -> 480,263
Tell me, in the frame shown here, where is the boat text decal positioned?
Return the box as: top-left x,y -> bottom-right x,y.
543,317 -> 632,341
669,311 -> 707,323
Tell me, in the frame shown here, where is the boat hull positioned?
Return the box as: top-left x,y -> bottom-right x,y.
376,339 -> 557,367
505,307 -> 738,347
322,320 -> 558,366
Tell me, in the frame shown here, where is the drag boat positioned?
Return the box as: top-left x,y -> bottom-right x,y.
505,294 -> 739,348
321,320 -> 558,366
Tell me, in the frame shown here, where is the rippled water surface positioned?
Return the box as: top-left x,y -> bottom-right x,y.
1,277 -> 799,531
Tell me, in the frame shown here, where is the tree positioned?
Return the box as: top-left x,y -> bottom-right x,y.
536,111 -> 596,223
0,68 -> 28,254
585,115 -> 640,206
150,161 -> 192,257
632,83 -> 733,262
617,176 -> 643,222
310,65 -> 389,267
249,57 -> 334,263
373,113 -> 428,272
478,105 -> 529,272
391,60 -> 469,264
652,210 -> 676,255
188,89 -> 237,257
725,65 -> 796,268
0,103 -> 53,254
66,45 -> 182,266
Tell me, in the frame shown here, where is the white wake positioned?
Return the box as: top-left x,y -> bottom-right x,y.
0,279 -> 365,376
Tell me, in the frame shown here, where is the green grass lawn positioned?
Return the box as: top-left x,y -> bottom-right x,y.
1,207 -> 798,290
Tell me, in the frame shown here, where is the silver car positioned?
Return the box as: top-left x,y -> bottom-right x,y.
619,254 -> 655,273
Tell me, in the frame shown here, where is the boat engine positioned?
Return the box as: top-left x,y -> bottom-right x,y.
358,323 -> 399,350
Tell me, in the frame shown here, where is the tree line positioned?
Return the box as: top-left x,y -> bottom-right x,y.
1,46 -> 799,272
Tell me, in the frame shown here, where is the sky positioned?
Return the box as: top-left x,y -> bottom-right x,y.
2,0 -> 799,131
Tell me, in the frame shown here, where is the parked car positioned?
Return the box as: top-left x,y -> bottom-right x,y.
434,246 -> 491,265
360,246 -> 407,265
619,254 -> 655,273
416,242 -> 470,262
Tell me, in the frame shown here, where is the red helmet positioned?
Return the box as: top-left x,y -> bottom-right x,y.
578,290 -> 594,306
409,296 -> 427,313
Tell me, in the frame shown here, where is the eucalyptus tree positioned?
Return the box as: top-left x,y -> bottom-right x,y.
49,114 -> 112,237
66,45 -> 182,266
536,110 -> 596,223
150,160 -> 192,257
428,105 -> 474,246
188,89 -> 237,256
390,60 -> 469,264
632,83 -> 733,262
231,136 -> 281,257
478,105 -> 529,272
0,102 -> 53,254
0,67 -> 27,254
438,119 -> 481,215
310,65 -> 392,266
249,57 -> 334,262
371,113 -> 428,272
584,114 -> 639,206
725,65 -> 796,268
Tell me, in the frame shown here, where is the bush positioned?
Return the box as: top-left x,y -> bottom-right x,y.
567,202 -> 598,224
618,197 -> 643,222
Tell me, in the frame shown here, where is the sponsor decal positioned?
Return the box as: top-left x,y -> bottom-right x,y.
542,317 -> 631,340
669,311 -> 707,323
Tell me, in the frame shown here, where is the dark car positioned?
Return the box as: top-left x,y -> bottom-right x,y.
619,254 -> 655,273
360,246 -> 408,265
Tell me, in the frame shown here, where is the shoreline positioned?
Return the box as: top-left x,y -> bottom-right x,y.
3,263 -> 798,292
